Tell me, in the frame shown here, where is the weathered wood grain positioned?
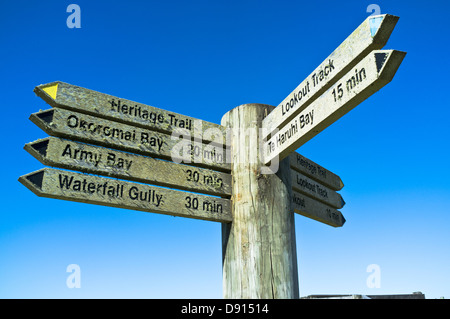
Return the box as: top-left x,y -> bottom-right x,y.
34,81 -> 229,146
262,14 -> 399,138
221,104 -> 299,299
25,137 -> 231,197
19,168 -> 232,223
289,152 -> 343,191
264,50 -> 406,164
30,107 -> 230,172
291,170 -> 345,209
292,190 -> 345,227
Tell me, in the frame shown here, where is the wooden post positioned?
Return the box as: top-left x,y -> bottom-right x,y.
221,103 -> 299,299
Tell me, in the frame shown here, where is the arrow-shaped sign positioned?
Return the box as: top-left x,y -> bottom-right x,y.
292,190 -> 345,228
25,137 -> 232,197
34,81 -> 228,146
262,14 -> 399,139
290,152 -> 343,191
30,108 -> 230,172
264,49 -> 406,164
19,168 -> 232,223
291,170 -> 345,209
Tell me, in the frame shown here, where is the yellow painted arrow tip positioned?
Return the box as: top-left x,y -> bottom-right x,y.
41,83 -> 59,100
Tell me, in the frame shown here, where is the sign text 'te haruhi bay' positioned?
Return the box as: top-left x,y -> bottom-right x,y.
263,49 -> 406,164
262,14 -> 399,141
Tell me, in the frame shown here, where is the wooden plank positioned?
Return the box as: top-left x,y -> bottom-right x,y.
24,137 -> 232,197
292,190 -> 345,227
289,152 -> 343,191
262,14 -> 399,139
221,103 -> 298,298
34,81 -> 229,146
264,49 -> 406,164
29,107 -> 231,172
19,168 -> 232,223
291,169 -> 345,209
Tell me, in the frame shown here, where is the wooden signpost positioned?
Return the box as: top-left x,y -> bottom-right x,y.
262,14 -> 399,140
24,137 -> 231,197
19,13 -> 405,299
290,152 -> 344,191
29,107 -> 230,172
292,190 -> 345,228
34,81 -> 227,146
263,49 -> 406,164
291,170 -> 345,209
19,168 -> 231,223
289,152 -> 346,228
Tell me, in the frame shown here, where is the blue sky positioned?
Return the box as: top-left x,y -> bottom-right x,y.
1,0 -> 449,298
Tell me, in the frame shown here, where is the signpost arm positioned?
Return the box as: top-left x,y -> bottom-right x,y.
221,104 -> 299,299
